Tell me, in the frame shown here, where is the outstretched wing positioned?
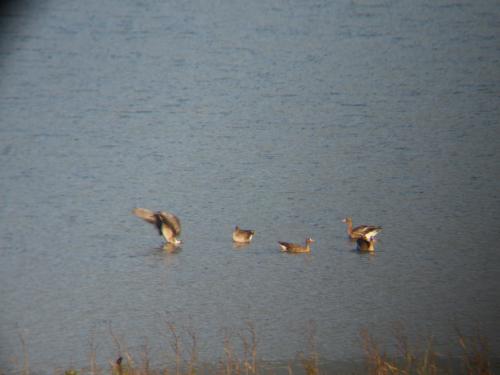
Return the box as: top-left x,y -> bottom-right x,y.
132,207 -> 157,224
158,211 -> 181,236
353,225 -> 381,236
359,225 -> 382,239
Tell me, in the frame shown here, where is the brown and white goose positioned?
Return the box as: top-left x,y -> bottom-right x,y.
132,207 -> 182,245
232,226 -> 255,243
278,237 -> 315,253
342,217 -> 382,240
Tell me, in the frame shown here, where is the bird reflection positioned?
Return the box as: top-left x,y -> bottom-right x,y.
162,243 -> 182,253
233,241 -> 251,249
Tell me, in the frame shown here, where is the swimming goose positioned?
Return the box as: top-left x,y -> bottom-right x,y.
232,226 -> 255,243
132,207 -> 182,245
356,236 -> 376,252
278,238 -> 315,253
342,217 -> 382,240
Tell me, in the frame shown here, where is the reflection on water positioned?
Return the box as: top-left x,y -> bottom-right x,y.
162,243 -> 182,254
233,242 -> 252,250
1,0 -> 500,372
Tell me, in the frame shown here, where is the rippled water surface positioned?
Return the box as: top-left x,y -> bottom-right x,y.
1,0 -> 499,372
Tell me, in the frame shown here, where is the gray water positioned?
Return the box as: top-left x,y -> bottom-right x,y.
1,0 -> 500,372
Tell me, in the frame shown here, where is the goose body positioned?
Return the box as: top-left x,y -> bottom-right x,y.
278,238 -> 315,253
342,217 -> 382,240
232,226 -> 255,243
133,207 -> 182,245
356,236 -> 376,252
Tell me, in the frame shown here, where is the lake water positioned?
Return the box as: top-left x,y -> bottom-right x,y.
1,0 -> 499,372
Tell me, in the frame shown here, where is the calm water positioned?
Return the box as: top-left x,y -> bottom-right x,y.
1,0 -> 500,372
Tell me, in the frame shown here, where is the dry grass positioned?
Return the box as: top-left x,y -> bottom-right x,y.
5,324 -> 498,375
361,326 -> 495,375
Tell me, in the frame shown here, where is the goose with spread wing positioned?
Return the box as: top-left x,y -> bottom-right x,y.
132,207 -> 182,245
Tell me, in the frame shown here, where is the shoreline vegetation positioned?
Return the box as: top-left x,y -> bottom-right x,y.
5,322 -> 498,375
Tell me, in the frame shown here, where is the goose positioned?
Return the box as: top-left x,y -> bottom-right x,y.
342,217 -> 382,240
356,236 -> 376,252
278,237 -> 315,253
132,207 -> 182,245
232,226 -> 255,243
